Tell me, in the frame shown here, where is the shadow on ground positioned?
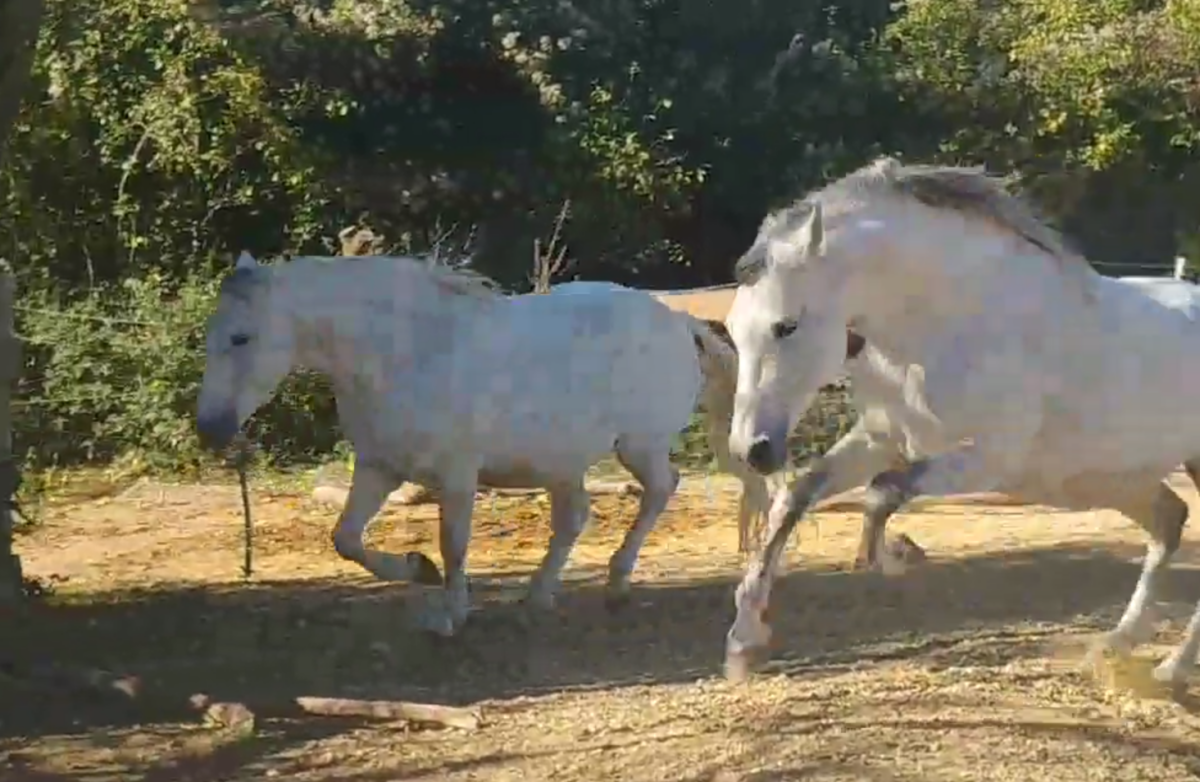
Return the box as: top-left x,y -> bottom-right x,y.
3,540 -> 1191,743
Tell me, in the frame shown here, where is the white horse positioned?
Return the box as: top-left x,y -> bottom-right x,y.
357,278 -> 779,553
722,156 -> 1200,688
196,252 -> 750,636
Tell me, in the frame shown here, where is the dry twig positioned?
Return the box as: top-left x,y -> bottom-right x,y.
529,200 -> 573,293
338,224 -> 385,257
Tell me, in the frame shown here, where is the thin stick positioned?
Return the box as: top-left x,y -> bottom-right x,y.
233,436 -> 253,580
530,199 -> 572,293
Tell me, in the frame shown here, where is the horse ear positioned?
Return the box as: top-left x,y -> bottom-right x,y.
770,202 -> 824,267
235,250 -> 258,270
804,202 -> 824,256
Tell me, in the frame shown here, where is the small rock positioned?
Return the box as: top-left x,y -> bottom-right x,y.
311,485 -> 349,508
394,483 -> 439,506
202,701 -> 256,733
618,482 -> 642,497
110,675 -> 141,699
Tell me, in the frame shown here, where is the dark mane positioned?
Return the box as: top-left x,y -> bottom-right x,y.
219,266 -> 266,302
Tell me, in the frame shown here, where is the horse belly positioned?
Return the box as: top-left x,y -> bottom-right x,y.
463,294 -> 702,481
1047,317 -> 1200,467
501,297 -> 702,431
476,461 -> 580,489
478,356 -> 696,480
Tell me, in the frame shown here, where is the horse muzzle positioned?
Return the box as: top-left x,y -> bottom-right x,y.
196,409 -> 241,451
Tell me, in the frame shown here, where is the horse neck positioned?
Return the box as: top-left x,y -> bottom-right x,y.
841,204 -> 1071,360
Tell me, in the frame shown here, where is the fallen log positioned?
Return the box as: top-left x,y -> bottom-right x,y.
293,696 -> 481,729
192,693 -> 482,731
0,661 -> 482,731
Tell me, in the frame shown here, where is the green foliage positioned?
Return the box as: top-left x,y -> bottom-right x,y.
889,0 -> 1200,171
674,384 -> 857,473
1,0 -> 335,293
15,273 -> 340,471
887,0 -> 1200,268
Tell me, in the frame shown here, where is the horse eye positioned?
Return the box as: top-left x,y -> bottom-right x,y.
771,319 -> 798,340
230,334 -> 250,347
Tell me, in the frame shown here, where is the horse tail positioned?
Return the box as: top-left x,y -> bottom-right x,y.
683,316 -> 772,554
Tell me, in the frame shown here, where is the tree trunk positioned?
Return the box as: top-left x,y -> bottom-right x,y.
0,0 -> 43,602
0,265 -> 21,604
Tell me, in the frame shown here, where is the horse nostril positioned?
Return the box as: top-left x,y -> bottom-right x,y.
196,410 -> 240,451
746,438 -> 775,473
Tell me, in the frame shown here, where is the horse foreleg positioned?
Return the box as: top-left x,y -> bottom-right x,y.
413,477 -> 478,637
859,431 -> 1033,576
726,419 -> 897,681
332,461 -> 440,583
607,445 -> 679,610
526,481 -> 590,611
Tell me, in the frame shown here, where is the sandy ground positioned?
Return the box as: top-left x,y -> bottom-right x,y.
4,472 -> 1200,781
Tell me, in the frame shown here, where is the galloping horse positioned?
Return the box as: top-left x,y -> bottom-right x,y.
724,157 -> 1200,687
197,252 -> 751,636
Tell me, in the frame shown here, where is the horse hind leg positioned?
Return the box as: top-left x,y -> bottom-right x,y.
606,437 -> 680,610
1086,478 -> 1187,674
1148,459 -> 1200,687
525,480 -> 590,611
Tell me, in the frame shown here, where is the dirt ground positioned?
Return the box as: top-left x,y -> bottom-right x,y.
5,471 -> 1200,782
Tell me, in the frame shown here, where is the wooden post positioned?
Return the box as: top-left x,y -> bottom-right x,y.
0,261 -> 21,603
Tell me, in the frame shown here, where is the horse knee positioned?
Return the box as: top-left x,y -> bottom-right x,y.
637,467 -> 677,509
668,465 -> 681,494
332,529 -> 364,562
1151,488 -> 1188,555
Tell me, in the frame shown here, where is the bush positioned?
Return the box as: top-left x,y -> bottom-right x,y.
14,273 -> 341,472
672,383 -> 857,473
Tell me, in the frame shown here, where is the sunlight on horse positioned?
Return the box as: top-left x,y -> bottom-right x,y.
195,251 -> 761,636
722,156 -> 1200,690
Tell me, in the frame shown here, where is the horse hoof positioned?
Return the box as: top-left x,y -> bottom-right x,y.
1081,634 -> 1134,682
414,615 -> 457,638
850,556 -> 874,572
1093,631 -> 1137,661
1152,663 -> 1191,702
409,553 -> 444,586
521,588 -> 557,612
724,647 -> 761,683
604,591 -> 632,613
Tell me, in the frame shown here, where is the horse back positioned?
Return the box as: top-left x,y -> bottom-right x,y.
487,288 -> 703,414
